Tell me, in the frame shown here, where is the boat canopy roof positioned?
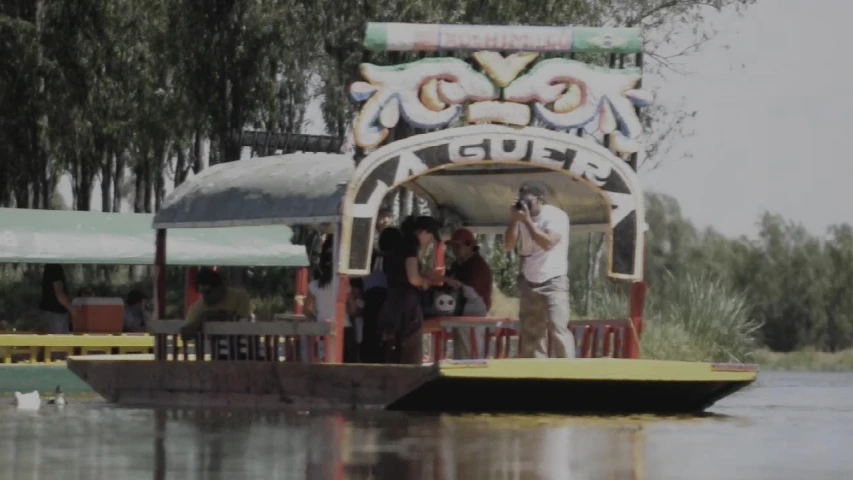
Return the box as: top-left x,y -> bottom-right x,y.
150,126 -> 645,280
0,208 -> 307,267
405,165 -> 610,231
152,147 -> 613,232
153,153 -> 354,229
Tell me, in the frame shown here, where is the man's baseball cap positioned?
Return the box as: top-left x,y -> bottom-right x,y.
518,180 -> 549,198
445,228 -> 476,246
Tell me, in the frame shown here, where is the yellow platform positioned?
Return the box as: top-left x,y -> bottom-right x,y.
438,358 -> 758,382
0,334 -> 154,363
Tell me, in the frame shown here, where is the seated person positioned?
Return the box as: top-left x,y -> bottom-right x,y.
443,228 -> 493,360
180,268 -> 252,359
123,289 -> 150,333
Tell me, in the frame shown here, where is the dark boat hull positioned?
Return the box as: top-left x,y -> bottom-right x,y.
66,355 -> 758,414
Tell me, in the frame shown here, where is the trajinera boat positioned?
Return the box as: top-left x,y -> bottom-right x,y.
67,21 -> 758,414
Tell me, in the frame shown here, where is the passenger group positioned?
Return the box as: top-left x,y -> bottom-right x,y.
168,180 -> 575,364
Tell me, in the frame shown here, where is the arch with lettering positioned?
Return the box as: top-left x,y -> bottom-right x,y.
339,125 -> 646,281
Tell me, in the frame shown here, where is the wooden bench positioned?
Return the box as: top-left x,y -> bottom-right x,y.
148,318 -> 336,362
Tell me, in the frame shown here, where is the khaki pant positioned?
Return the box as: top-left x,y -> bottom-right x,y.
517,275 -> 575,358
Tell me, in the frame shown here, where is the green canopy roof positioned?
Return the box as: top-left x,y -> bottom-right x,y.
0,208 -> 308,267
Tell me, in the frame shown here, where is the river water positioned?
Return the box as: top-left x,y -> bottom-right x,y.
1,371 -> 851,479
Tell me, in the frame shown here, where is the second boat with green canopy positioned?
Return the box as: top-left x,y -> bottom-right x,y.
0,208 -> 307,267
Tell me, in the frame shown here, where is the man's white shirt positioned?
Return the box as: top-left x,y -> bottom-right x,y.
518,204 -> 570,284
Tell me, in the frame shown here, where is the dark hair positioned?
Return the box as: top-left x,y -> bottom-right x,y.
400,215 -> 416,236
412,215 -> 441,242
196,268 -> 223,289
519,180 -> 549,200
398,215 -> 440,259
125,289 -> 147,306
314,251 -> 334,288
378,227 -> 403,254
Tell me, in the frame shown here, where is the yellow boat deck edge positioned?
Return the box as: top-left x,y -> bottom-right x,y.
69,354 -> 156,362
438,358 -> 759,382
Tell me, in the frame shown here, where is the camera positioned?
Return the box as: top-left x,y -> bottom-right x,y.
514,199 -> 529,211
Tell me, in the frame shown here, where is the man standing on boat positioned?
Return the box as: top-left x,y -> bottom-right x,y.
504,181 -> 575,358
39,263 -> 78,333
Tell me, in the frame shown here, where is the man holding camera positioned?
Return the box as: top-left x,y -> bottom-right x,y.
504,181 -> 575,358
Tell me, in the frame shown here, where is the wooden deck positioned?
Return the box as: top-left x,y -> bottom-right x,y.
67,355 -> 439,410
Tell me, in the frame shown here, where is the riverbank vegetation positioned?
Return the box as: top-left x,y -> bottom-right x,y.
4,192 -> 853,373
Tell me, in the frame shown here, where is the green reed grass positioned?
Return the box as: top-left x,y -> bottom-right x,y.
589,272 -> 762,363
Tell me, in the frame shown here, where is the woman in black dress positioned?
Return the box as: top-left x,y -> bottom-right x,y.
377,215 -> 442,364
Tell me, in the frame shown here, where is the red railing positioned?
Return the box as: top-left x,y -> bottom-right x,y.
422,317 -> 639,361
150,281 -> 646,363
419,281 -> 646,361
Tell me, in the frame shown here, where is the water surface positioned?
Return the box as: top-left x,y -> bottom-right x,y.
2,371 -> 851,479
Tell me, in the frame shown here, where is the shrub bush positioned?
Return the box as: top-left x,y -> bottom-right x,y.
590,272 -> 761,363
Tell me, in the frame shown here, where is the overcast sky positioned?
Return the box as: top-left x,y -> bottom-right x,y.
59,0 -> 843,238
640,0 -> 848,238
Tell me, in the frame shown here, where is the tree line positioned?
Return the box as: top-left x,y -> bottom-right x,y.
1,0 -> 756,211
576,193 -> 853,354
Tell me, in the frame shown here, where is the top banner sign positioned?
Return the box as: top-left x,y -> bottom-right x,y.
363,23 -> 643,54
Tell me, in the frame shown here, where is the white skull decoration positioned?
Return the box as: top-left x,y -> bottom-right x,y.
433,293 -> 457,315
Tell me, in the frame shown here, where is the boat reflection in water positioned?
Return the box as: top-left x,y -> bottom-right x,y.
3,405 -> 648,479
345,414 -> 648,480
148,409 -> 647,479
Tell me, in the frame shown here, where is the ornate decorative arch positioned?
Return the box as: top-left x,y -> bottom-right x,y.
338,124 -> 645,281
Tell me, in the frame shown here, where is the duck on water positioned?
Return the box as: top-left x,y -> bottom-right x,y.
13,385 -> 65,409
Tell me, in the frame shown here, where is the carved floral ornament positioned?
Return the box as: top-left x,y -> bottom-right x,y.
348,52 -> 654,154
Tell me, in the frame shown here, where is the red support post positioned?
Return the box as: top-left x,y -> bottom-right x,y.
621,234 -> 649,359
154,229 -> 167,361
624,281 -> 647,359
332,274 -> 349,363
155,229 -> 167,321
184,267 -> 199,316
433,240 -> 445,277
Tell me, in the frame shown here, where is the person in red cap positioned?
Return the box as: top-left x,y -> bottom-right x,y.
443,228 -> 493,359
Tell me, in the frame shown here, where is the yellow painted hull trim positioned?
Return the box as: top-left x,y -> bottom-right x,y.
438,358 -> 759,383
